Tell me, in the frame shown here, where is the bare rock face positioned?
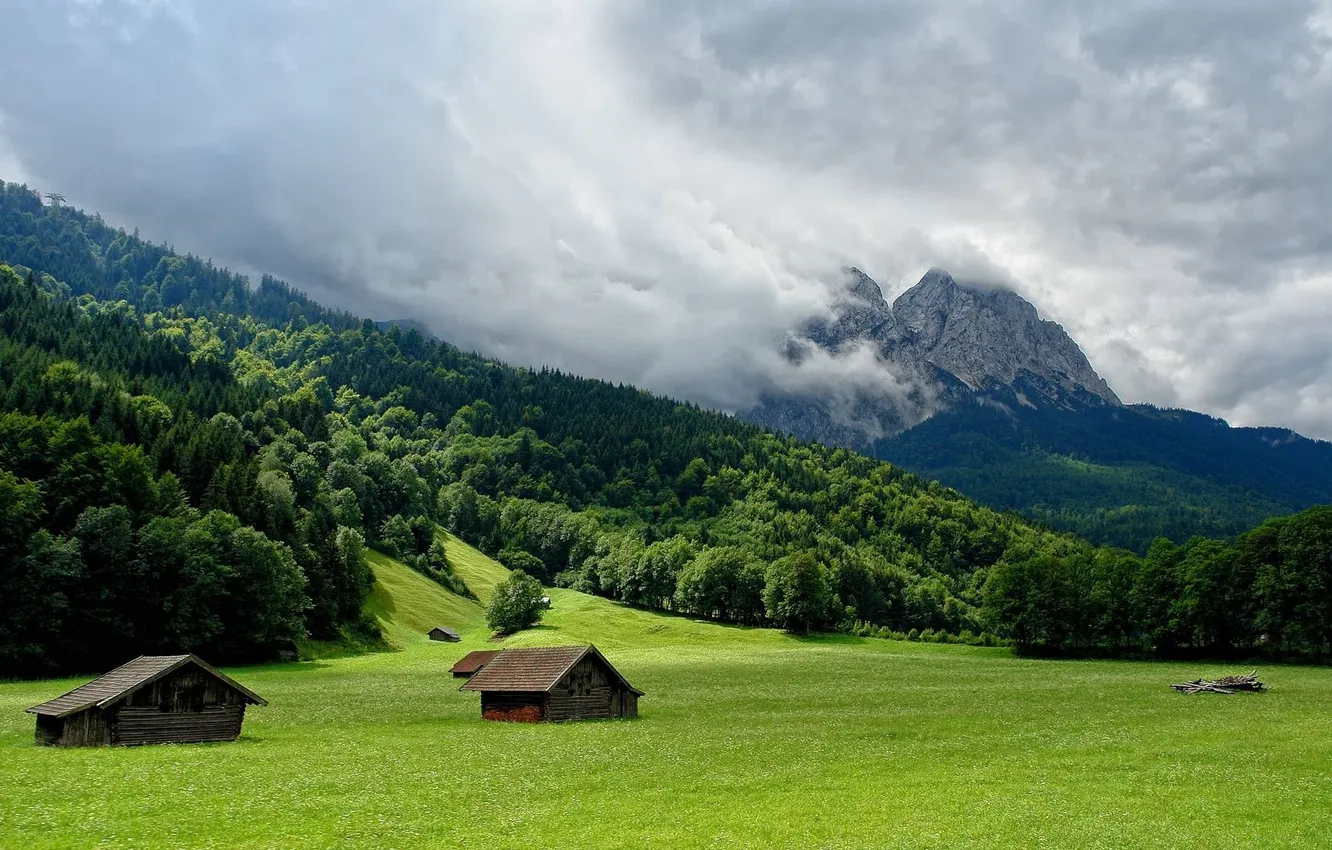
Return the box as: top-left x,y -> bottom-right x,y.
892,268 -> 1120,404
806,267 -> 898,348
743,266 -> 1120,448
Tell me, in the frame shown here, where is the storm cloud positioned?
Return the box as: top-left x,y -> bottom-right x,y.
1,0 -> 1330,437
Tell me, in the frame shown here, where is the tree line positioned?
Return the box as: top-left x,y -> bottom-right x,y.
980,508 -> 1332,658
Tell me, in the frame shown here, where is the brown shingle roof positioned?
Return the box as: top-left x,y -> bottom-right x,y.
450,649 -> 502,675
459,645 -> 643,695
25,654 -> 268,717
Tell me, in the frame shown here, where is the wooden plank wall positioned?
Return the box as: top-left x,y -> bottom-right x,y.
113,667 -> 249,745
33,711 -> 111,747
34,715 -> 63,746
547,656 -> 614,721
52,708 -> 112,746
122,668 -> 246,711
113,704 -> 246,745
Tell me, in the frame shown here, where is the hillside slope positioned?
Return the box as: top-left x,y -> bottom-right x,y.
372,530 -> 773,654
874,390 -> 1332,551
364,550 -> 485,647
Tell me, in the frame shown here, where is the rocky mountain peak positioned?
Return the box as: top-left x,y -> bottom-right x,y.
743,266 -> 1121,449
807,267 -> 898,349
843,266 -> 888,306
910,266 -> 962,294
892,268 -> 1119,404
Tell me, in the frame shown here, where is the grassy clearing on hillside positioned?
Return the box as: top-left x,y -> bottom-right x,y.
364,550 -> 485,647
436,529 -> 509,603
2,540 -> 1331,849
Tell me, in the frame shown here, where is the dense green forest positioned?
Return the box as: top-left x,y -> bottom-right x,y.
875,387 -> 1332,553
3,180 -> 1330,676
980,505 -> 1332,658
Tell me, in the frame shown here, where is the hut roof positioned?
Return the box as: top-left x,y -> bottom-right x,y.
459,645 -> 643,695
25,654 -> 268,718
429,626 -> 461,639
449,649 -> 502,676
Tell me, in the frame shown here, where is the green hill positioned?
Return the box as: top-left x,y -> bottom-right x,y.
364,550 -> 485,647
435,530 -> 509,605
370,531 -> 773,653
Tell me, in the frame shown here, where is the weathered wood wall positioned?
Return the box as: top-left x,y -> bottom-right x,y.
114,704 -> 246,745
33,710 -> 112,747
121,667 -> 244,711
34,714 -> 62,746
615,691 -> 639,719
547,656 -> 615,721
37,706 -> 113,746
111,667 -> 248,745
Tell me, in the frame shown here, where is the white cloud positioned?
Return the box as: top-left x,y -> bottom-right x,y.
0,112 -> 26,184
1,0 -> 1331,437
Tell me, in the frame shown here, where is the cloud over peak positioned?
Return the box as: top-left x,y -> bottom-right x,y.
2,0 -> 1331,436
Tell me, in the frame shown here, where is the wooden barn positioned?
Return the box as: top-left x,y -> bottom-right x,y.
459,645 -> 643,722
428,626 -> 462,643
450,649 -> 501,678
25,654 -> 267,747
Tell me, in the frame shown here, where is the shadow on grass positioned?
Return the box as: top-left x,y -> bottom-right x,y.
246,659 -> 339,674
1013,644 -> 1332,668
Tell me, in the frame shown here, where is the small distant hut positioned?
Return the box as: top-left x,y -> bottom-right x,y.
450,649 -> 502,678
25,654 -> 267,747
428,626 -> 462,643
272,639 -> 300,662
460,645 -> 643,722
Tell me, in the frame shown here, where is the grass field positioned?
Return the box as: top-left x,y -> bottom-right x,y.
2,534 -> 1331,849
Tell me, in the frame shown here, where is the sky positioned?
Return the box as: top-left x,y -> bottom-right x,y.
1,0 -> 1331,438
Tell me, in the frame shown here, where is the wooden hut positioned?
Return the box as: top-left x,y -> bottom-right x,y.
428,626 -> 462,643
272,639 -> 300,662
450,649 -> 501,678
25,654 -> 267,747
459,645 -> 643,722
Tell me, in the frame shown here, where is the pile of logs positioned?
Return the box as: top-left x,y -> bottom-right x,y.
1171,671 -> 1266,694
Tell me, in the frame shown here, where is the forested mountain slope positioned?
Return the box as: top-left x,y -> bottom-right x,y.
873,385 -> 1332,552
3,180 -> 1330,674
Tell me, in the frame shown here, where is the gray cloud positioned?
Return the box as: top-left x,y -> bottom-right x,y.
1,0 -> 1330,437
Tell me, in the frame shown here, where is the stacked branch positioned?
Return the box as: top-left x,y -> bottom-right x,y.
1171,670 -> 1266,694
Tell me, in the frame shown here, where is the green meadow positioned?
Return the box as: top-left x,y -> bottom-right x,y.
2,533 -> 1331,849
